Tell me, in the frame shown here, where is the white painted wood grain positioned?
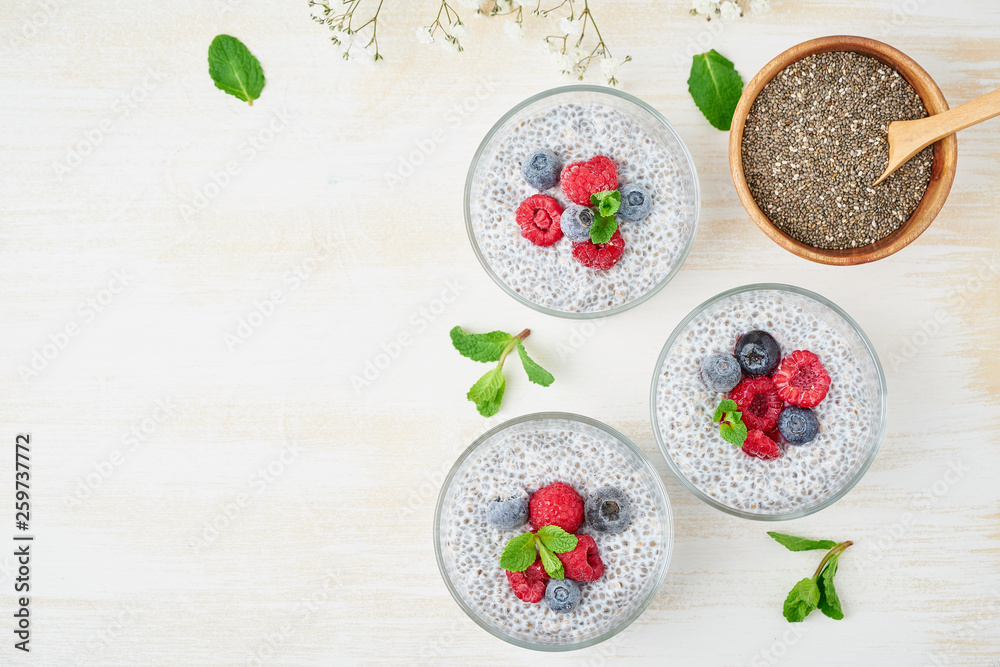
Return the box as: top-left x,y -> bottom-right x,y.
0,0 -> 998,665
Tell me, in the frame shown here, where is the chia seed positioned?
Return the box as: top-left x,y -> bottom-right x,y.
741,51 -> 934,250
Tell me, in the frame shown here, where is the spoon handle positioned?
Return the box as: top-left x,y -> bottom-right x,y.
876,87 -> 1000,185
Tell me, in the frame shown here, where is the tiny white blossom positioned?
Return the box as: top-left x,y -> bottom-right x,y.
749,0 -> 771,14
691,0 -> 717,16
553,51 -> 574,74
503,20 -> 524,40
415,25 -> 434,44
559,17 -> 584,40
439,34 -> 462,52
600,56 -> 618,79
719,1 -> 741,20
451,21 -> 467,38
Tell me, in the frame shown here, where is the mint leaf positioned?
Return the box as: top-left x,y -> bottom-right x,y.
536,541 -> 565,579
516,341 -> 554,387
767,532 -> 838,552
208,35 -> 265,105
467,367 -> 505,417
782,577 -> 820,623
687,49 -> 743,130
817,555 -> 844,620
535,525 -> 578,554
591,190 -> 621,217
450,326 -> 513,363
498,533 -> 536,572
714,399 -> 747,446
589,214 -> 617,244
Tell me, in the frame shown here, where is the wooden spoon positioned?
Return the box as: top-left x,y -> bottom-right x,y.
874,87 -> 1000,185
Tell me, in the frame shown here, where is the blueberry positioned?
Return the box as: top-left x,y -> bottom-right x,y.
521,149 -> 562,190
699,353 -> 742,393
485,489 -> 528,531
735,330 -> 781,377
617,184 -> 652,221
561,204 -> 595,243
585,487 -> 631,534
777,406 -> 819,444
544,578 -> 581,613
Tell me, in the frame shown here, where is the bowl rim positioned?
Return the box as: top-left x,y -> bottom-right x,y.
432,411 -> 674,651
648,283 -> 888,521
464,84 -> 701,319
728,34 -> 958,265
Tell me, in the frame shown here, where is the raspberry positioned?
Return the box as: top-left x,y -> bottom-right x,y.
572,231 -> 625,271
529,482 -> 584,533
772,350 -> 831,408
505,555 -> 549,603
557,534 -> 604,582
729,376 -> 783,432
515,194 -> 563,246
742,429 -> 782,460
560,155 -> 618,206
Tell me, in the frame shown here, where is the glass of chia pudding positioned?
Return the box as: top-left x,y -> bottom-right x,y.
650,284 -> 887,520
434,413 -> 673,650
465,86 -> 700,318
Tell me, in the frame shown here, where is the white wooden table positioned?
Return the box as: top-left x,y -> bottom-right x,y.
1,1 -> 998,664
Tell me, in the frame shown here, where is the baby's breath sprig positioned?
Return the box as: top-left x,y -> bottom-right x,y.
538,0 -> 629,86
417,1 -> 468,52
309,0 -> 386,64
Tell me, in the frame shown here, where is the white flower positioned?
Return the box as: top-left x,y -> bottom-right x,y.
439,34 -> 462,52
503,20 -> 524,40
451,21 -> 467,38
559,17 -> 584,40
600,56 -> 619,79
553,51 -> 575,74
330,28 -> 352,55
691,0 -> 717,16
719,1 -> 742,20
749,0 -> 771,14
415,25 -> 434,44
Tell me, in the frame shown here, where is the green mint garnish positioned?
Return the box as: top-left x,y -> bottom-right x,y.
767,532 -> 838,552
588,191 -> 621,244
498,532 -> 537,572
499,526 -> 576,579
451,328 -> 513,363
208,34 -> 265,105
535,525 -> 578,554
817,553 -> 844,620
591,190 -> 621,217
687,49 -> 743,130
451,327 -> 554,418
536,541 -> 565,580
771,534 -> 853,623
713,398 -> 747,447
589,214 -> 617,244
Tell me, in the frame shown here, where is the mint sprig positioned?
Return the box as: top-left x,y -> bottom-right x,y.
687,49 -> 743,131
208,35 -> 265,105
713,398 -> 748,446
770,533 -> 853,622
451,327 -> 554,417
499,526 -> 578,579
589,191 -> 620,244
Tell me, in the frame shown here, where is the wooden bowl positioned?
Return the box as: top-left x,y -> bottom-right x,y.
728,35 -> 958,265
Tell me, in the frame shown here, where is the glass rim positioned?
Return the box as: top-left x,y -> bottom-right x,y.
648,283 -> 888,521
432,411 -> 674,651
463,84 -> 701,320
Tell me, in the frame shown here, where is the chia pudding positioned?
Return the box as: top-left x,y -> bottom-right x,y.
435,415 -> 672,648
652,286 -> 885,517
741,51 -> 933,250
466,89 -> 699,316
